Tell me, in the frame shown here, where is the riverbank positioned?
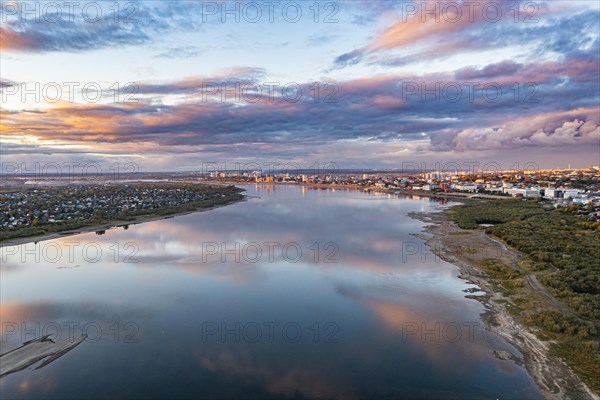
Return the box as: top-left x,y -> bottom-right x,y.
0,196 -> 247,248
410,206 -> 599,400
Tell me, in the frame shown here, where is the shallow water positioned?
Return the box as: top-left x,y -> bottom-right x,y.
0,185 -> 542,399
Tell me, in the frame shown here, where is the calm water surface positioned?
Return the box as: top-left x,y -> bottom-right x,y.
0,185 -> 542,399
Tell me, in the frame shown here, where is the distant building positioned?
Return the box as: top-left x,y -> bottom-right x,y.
545,188 -> 581,200
545,188 -> 562,199
563,189 -> 581,199
452,183 -> 477,192
505,188 -> 540,197
485,184 -> 503,192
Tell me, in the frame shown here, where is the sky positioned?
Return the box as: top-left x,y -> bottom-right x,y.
1,0 -> 599,172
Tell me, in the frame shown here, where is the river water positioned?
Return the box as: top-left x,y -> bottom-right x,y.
0,185 -> 542,399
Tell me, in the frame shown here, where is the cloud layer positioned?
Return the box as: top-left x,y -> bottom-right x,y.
1,0 -> 599,168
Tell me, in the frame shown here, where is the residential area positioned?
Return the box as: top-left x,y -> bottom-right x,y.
0,183 -> 242,230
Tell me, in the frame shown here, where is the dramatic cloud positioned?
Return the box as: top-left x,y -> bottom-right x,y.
3,49 -> 598,158
430,108 -> 600,151
1,1 -> 598,168
0,17 -> 151,52
333,1 -> 598,69
0,1 -> 201,53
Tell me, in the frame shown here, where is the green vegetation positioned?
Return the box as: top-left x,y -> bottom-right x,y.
452,199 -> 600,393
554,340 -> 600,393
476,258 -> 525,297
452,199 -> 546,229
525,311 -> 597,340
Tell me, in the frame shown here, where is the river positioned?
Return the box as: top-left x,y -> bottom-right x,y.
0,184 -> 542,399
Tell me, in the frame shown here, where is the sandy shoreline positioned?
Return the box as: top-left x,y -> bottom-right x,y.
410,206 -> 599,400
0,197 -> 247,248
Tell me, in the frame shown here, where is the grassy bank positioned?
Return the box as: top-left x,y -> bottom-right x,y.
451,199 -> 600,393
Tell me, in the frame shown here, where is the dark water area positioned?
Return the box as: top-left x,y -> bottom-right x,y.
0,185 -> 542,399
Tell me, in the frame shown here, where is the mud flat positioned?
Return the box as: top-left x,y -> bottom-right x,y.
410,208 -> 599,400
